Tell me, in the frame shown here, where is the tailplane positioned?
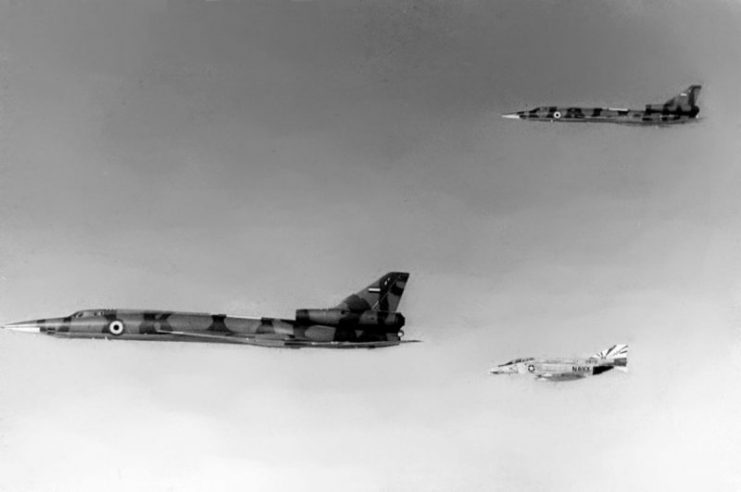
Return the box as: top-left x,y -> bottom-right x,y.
594,344 -> 628,368
334,272 -> 409,313
662,85 -> 701,111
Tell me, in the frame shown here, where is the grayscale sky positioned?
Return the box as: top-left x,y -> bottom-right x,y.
2,0 -> 741,490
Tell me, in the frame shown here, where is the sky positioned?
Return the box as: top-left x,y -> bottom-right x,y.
2,0 -> 741,490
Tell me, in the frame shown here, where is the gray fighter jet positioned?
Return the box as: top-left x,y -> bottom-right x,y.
490,344 -> 628,381
3,272 -> 417,348
502,85 -> 701,125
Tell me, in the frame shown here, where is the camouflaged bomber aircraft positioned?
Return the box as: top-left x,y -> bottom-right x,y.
489,344 -> 628,382
3,272 -> 416,348
502,85 -> 701,126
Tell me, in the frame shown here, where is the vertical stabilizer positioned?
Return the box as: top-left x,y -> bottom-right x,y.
334,272 -> 409,313
594,344 -> 628,367
663,85 -> 701,111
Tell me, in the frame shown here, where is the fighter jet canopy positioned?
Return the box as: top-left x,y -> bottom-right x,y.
71,309 -> 113,318
499,357 -> 535,366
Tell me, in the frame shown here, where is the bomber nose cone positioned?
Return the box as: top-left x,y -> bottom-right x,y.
501,112 -> 521,120
3,319 -> 43,333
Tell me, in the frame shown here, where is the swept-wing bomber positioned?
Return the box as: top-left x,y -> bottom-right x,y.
490,344 -> 628,382
502,85 -> 701,126
3,272 -> 416,348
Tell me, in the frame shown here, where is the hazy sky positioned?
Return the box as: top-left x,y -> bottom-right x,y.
2,0 -> 741,490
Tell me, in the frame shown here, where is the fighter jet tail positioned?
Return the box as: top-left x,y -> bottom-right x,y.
334,272 -> 409,313
662,85 -> 701,111
594,344 -> 628,367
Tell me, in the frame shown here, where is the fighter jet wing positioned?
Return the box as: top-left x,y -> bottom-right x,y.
282,339 -> 421,349
155,329 -> 420,349
158,330 -> 306,348
154,329 -> 259,343
535,373 -> 587,382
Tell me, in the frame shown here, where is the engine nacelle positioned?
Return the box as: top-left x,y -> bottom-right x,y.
294,309 -> 405,330
356,310 -> 406,329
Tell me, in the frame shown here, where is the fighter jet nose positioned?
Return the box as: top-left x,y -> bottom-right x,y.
3,319 -> 43,333
501,113 -> 521,120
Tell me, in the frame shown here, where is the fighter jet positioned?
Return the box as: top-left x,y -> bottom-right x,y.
489,344 -> 628,382
3,272 -> 417,348
502,85 -> 701,126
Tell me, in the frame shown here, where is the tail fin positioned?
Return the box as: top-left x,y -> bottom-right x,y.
334,272 -> 409,313
594,344 -> 628,367
662,85 -> 701,111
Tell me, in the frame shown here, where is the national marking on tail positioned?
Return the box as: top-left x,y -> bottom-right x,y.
662,85 -> 702,111
334,272 -> 409,313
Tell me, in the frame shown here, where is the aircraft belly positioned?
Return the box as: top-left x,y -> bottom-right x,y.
283,340 -> 404,348
538,373 -> 587,382
52,330 -> 108,340
576,115 -> 637,124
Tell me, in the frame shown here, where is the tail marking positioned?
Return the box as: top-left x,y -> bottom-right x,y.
334,272 -> 409,313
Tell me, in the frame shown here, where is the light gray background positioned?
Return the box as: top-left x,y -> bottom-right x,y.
1,0 -> 740,490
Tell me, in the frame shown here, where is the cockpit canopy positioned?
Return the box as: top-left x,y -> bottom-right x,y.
499,357 -> 534,366
70,309 -> 115,319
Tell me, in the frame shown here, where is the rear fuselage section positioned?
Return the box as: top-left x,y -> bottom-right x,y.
528,358 -> 606,378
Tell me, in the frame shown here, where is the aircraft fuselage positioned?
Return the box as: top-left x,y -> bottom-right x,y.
502,106 -> 699,125
491,358 -> 612,380
4,308 -> 406,348
501,85 -> 702,126
3,272 -> 414,348
490,345 -> 628,381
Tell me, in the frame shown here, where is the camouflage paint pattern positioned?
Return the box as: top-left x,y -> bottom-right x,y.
3,272 -> 417,349
502,86 -> 701,126
334,271 -> 408,313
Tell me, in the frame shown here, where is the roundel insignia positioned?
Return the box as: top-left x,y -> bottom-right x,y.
108,320 -> 125,336
553,111 -> 562,119
527,364 -> 535,372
